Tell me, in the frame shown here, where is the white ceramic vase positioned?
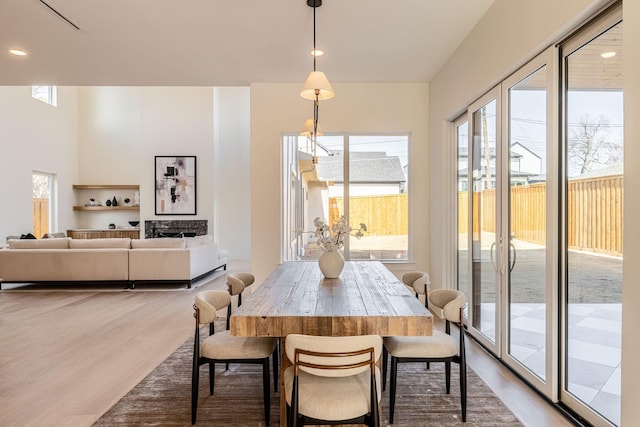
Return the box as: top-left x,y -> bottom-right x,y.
318,250 -> 345,279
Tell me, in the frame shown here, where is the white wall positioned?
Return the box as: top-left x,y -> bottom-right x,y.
213,87 -> 251,259
0,86 -> 79,240
250,82 -> 429,284
77,87 -> 216,236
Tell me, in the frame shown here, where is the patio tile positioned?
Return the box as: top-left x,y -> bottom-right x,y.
567,357 -> 617,390
590,390 -> 621,426
511,316 -> 545,334
510,343 -> 538,361
568,325 -> 621,348
589,306 -> 622,321
601,366 -> 621,396
568,339 -> 620,367
568,303 -> 601,316
567,382 -> 599,404
575,316 -> 621,333
516,347 -> 545,379
510,327 -> 545,349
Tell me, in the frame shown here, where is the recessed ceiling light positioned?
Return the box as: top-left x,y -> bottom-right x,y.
601,51 -> 616,59
9,49 -> 27,57
311,49 -> 324,57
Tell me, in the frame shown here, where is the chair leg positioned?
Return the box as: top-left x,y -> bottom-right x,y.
191,329 -> 200,425
445,361 -> 451,394
272,348 -> 279,392
389,357 -> 398,424
191,360 -> 200,424
460,361 -> 467,421
382,346 -> 388,391
209,362 -> 215,395
263,358 -> 271,426
370,370 -> 380,427
291,377 -> 300,427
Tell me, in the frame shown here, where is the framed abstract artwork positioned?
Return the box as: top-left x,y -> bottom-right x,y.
154,156 -> 197,215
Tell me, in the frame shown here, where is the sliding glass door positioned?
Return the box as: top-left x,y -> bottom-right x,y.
456,4 -> 622,425
468,89 -> 501,354
502,49 -> 556,393
561,8 -> 623,425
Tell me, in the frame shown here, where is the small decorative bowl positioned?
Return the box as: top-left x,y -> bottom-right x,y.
128,221 -> 140,227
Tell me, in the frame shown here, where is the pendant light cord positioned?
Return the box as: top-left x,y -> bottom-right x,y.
313,4 -> 317,71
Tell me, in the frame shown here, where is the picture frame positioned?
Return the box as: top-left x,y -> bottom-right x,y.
154,156 -> 197,215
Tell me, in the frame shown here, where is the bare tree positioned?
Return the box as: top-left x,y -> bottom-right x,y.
567,113 -> 622,176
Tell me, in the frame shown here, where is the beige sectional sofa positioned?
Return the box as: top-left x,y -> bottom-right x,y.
0,235 -> 227,289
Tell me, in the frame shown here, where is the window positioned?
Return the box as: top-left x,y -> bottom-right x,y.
32,172 -> 56,238
283,133 -> 409,261
32,86 -> 57,106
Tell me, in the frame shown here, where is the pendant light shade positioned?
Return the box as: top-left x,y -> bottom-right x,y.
300,118 -> 323,137
301,71 -> 335,100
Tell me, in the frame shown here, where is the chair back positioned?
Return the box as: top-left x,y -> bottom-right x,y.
285,334 -> 382,378
227,272 -> 255,296
401,271 -> 430,295
194,290 -> 231,324
428,289 -> 466,323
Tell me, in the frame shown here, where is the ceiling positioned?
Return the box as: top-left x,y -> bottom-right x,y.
0,0 -> 494,86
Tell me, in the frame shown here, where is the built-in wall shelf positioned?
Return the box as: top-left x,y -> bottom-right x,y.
72,184 -> 140,214
73,206 -> 139,211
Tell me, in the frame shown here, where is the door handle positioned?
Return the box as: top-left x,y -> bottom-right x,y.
490,241 -> 498,273
509,240 -> 516,273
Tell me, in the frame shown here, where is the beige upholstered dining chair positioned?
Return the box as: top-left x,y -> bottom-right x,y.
191,289 -> 278,425
382,289 -> 468,423
401,271 -> 430,307
284,334 -> 382,427
227,272 -> 256,308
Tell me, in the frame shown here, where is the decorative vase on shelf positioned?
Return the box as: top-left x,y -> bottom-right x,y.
112,196 -> 118,207
318,250 -> 345,279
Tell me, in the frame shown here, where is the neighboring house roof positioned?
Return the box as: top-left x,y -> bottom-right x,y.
316,152 -> 406,183
511,141 -> 542,160
457,167 -> 536,179
571,162 -> 623,180
458,147 -> 523,160
528,174 -> 547,183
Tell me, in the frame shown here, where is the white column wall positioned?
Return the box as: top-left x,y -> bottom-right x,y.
213,87 -> 251,260
0,86 -> 79,240
250,82 -> 429,284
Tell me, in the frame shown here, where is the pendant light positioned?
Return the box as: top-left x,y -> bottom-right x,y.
300,0 -> 334,164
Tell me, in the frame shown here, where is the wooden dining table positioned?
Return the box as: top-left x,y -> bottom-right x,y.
229,260 -> 433,425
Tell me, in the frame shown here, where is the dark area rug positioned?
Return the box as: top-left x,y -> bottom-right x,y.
94,334 -> 523,427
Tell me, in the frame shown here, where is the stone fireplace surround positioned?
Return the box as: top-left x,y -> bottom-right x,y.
145,220 -> 208,239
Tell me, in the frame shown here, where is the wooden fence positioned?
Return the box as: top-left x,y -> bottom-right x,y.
330,194 -> 408,236
568,175 -> 623,254
33,198 -> 49,239
458,175 -> 623,255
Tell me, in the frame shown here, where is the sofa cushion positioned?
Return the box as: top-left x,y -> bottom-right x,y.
185,234 -> 214,248
69,238 -> 132,249
131,238 -> 186,249
8,238 -> 71,249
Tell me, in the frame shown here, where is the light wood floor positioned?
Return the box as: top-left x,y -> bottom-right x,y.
0,262 -> 574,427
